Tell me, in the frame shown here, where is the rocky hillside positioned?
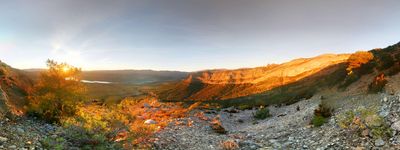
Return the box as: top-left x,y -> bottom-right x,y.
0,61 -> 32,117
152,44 -> 400,149
192,54 -> 349,85
153,88 -> 400,150
159,42 -> 400,106
159,54 -> 349,101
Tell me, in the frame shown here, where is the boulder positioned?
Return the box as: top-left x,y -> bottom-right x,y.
361,129 -> 369,137
143,103 -> 151,108
16,127 -> 25,134
224,108 -> 239,113
211,116 -> 227,134
374,138 -> 385,147
8,145 -> 17,149
379,104 -> 390,117
391,121 -> 400,131
0,136 -> 8,142
144,119 -> 157,125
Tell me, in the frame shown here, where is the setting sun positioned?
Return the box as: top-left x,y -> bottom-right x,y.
62,66 -> 70,73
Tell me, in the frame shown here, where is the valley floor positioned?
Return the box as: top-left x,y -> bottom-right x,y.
153,93 -> 400,150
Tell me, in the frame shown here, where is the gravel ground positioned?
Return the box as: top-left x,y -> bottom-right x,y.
0,117 -> 60,150
153,93 -> 400,150
2,93 -> 400,150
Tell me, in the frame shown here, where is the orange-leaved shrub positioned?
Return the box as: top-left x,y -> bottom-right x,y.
341,51 -> 374,88
220,140 -> 239,150
28,60 -> 86,123
368,73 -> 388,93
346,51 -> 374,75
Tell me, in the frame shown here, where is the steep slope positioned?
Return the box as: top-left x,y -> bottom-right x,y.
154,42 -> 400,150
0,61 -> 33,116
194,54 -> 349,84
159,54 -> 350,101
159,42 -> 400,106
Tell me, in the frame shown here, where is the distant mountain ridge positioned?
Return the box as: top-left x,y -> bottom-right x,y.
81,70 -> 188,84
158,42 -> 400,106
190,54 -> 350,84
24,69 -> 188,85
158,54 -> 350,101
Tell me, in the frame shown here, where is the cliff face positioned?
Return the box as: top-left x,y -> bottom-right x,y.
159,54 -> 350,101
0,61 -> 32,116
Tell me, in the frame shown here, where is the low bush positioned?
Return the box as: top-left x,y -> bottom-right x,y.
368,73 -> 387,93
41,136 -> 67,150
311,103 -> 333,127
340,73 -> 360,88
65,126 -> 122,149
61,115 -> 125,149
314,104 -> 333,118
337,111 -> 355,129
311,115 -> 327,127
336,108 -> 392,139
370,125 -> 392,139
395,53 -> 400,61
386,62 -> 400,76
253,107 -> 271,120
237,104 -> 252,110
374,51 -> 395,71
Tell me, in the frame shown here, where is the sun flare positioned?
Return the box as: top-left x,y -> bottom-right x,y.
62,66 -> 70,72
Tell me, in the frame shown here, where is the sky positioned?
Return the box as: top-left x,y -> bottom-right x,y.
1,0 -> 400,72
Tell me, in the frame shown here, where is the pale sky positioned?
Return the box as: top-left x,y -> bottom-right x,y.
1,0 -> 400,71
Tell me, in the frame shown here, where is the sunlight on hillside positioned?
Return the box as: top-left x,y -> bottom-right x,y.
2,0 -> 400,149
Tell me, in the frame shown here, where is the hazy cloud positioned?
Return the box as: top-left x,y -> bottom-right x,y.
1,0 -> 400,71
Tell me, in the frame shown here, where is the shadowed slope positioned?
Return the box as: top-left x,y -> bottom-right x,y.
159,54 -> 350,101
0,61 -> 33,116
158,42 -> 400,108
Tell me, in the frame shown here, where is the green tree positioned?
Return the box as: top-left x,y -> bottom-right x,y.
29,60 -> 86,122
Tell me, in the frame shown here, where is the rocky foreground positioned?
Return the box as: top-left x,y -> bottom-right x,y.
0,117 -> 62,150
2,93 -> 400,150
153,93 -> 400,150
